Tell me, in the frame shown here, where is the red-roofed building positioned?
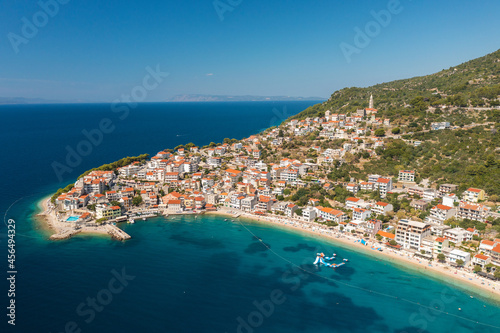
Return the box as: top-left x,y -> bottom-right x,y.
463,188 -> 485,203
472,254 -> 491,268
372,201 -> 394,216
376,230 -> 395,240
345,197 -> 362,209
429,204 -> 456,225
457,202 -> 490,222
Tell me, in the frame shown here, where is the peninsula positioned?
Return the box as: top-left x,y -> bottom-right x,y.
39,49 -> 500,297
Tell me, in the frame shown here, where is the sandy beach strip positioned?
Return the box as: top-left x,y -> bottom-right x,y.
36,196 -> 112,238
206,210 -> 500,302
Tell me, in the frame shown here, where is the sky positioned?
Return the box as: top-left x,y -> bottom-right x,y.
0,0 -> 500,102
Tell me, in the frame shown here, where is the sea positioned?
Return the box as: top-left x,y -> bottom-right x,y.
1,101 -> 499,333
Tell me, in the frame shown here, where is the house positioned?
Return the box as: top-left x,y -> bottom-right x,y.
442,193 -> 458,207
479,240 -> 497,252
302,207 -> 317,222
410,199 -> 429,211
376,230 -> 395,241
317,207 -> 348,223
375,178 -> 392,198
443,227 -> 472,245
372,202 -> 393,216
457,202 -> 490,222
448,249 -> 471,265
164,172 -> 179,183
398,170 -> 415,182
345,197 -> 363,209
434,237 -> 449,254
167,200 -> 183,212
492,244 -> 500,265
352,208 -> 371,221
365,219 -> 382,235
360,182 -> 375,191
428,204 -> 455,225
95,204 -> 122,220
346,183 -> 359,194
472,254 -> 490,268
463,188 -> 485,203
439,184 -> 458,196
241,196 -> 256,212
285,203 -> 298,217
431,122 -> 450,130
395,219 -> 431,250
419,236 -> 436,256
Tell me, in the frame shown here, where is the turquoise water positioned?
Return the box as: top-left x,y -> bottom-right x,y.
1,102 -> 499,332
66,216 -> 80,222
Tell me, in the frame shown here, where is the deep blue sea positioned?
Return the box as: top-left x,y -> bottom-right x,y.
1,101 -> 499,333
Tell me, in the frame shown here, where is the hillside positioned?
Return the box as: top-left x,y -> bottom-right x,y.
293,49 -> 500,121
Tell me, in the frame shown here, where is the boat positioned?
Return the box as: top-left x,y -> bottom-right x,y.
224,219 -> 228,221
128,218 -> 135,224
142,217 -> 146,221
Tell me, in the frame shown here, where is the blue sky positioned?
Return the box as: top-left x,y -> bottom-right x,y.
1,0 -> 499,101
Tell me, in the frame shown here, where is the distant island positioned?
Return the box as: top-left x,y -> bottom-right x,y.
164,94 -> 327,102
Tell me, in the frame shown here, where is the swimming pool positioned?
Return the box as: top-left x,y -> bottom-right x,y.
66,215 -> 80,222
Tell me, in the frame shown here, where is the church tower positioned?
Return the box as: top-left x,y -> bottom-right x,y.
369,94 -> 374,109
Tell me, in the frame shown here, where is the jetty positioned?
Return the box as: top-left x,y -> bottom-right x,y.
105,224 -> 131,240
50,229 -> 81,240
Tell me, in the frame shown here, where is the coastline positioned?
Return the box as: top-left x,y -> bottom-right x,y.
36,195 -> 112,239
34,194 -> 499,301
206,210 -> 500,302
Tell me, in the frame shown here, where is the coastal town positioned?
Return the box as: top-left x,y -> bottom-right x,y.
41,96 -> 500,292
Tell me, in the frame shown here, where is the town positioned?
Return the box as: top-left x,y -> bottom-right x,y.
43,95 -> 500,285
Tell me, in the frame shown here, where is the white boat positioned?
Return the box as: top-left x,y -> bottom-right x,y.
128,218 -> 135,224
142,217 -> 146,221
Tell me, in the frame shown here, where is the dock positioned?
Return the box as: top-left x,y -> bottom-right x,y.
50,229 -> 81,240
105,224 -> 131,240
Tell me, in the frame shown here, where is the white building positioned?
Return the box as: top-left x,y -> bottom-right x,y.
448,249 -> 470,265
395,219 -> 431,250
443,227 -> 472,245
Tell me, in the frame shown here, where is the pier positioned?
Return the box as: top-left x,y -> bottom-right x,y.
49,229 -> 81,240
105,224 -> 131,240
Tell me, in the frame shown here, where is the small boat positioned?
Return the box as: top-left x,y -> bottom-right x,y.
142,217 -> 146,221
128,218 -> 135,224
224,219 -> 228,221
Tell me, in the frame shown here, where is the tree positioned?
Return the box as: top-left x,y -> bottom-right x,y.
391,127 -> 401,135
132,196 -> 143,206
495,269 -> 500,280
295,208 -> 303,216
110,200 -> 122,208
389,240 -> 397,246
473,265 -> 482,273
455,259 -> 464,267
375,233 -> 382,241
437,253 -> 446,262
374,128 -> 385,137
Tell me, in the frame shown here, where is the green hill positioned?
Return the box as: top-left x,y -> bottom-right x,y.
293,49 -> 500,121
